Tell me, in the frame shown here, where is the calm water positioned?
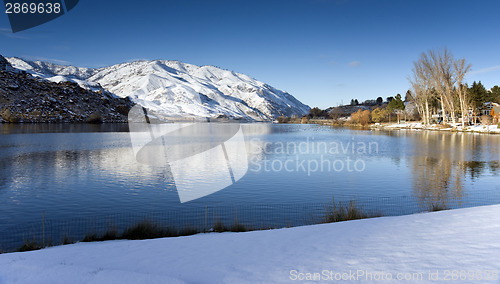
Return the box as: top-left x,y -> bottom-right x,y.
0,123 -> 499,250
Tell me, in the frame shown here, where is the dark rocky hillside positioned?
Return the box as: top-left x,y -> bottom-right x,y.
0,54 -> 133,123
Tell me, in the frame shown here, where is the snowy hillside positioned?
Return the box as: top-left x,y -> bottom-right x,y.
7,57 -> 310,120
1,205 -> 499,283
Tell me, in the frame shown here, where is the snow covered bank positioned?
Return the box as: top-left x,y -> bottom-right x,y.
1,205 -> 500,283
376,122 -> 500,134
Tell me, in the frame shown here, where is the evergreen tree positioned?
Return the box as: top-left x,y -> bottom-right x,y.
376,97 -> 383,105
405,90 -> 413,102
468,81 -> 488,109
491,86 -> 500,103
387,94 -> 405,123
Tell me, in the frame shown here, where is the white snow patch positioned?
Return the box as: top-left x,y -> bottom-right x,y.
379,122 -> 500,133
1,205 -> 500,283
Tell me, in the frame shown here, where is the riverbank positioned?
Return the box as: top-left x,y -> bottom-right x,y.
1,204 -> 499,283
372,122 -> 500,134
289,119 -> 500,134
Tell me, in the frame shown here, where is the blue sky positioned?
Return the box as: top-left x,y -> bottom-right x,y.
1,0 -> 500,108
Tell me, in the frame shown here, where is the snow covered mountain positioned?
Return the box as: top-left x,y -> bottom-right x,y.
7,57 -> 309,120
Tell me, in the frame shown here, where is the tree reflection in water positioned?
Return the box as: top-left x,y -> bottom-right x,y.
411,131 -> 500,211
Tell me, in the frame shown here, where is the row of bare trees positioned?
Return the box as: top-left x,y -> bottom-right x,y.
409,48 -> 471,126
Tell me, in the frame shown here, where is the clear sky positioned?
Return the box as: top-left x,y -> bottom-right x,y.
1,0 -> 500,108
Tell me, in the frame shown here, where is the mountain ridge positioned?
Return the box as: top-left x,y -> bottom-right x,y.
7,57 -> 310,121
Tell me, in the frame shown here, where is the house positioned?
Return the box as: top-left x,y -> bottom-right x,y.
491,106 -> 500,123
481,102 -> 500,116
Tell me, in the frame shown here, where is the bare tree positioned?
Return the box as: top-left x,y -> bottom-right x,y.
419,50 -> 448,124
427,48 -> 459,125
438,48 -> 458,125
409,57 -> 433,125
411,48 -> 470,127
453,58 -> 471,127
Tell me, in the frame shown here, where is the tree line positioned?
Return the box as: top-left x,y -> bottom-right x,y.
409,47 -> 500,126
299,47 -> 500,126
304,93 -> 411,126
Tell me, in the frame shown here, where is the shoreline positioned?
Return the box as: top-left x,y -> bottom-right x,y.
3,120 -> 499,135
284,118 -> 500,135
371,122 -> 500,134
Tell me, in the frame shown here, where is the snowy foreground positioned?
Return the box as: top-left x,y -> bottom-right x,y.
1,205 -> 500,284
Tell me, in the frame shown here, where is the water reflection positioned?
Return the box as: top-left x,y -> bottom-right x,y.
0,124 -> 499,237
412,156 -> 465,210
409,131 -> 500,210
0,123 -> 129,134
